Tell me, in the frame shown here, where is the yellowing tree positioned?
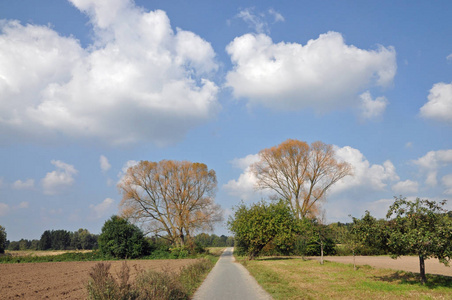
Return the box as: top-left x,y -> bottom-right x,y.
118,160 -> 222,247
251,139 -> 352,218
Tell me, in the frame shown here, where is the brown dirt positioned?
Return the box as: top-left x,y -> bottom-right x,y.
310,256 -> 452,277
0,259 -> 200,299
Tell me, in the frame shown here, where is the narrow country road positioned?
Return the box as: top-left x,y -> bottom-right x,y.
193,247 -> 273,300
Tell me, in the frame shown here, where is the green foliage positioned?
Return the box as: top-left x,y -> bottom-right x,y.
98,216 -> 150,259
0,250 -> 103,263
386,197 -> 452,283
349,211 -> 389,255
0,225 -> 6,254
228,200 -> 299,259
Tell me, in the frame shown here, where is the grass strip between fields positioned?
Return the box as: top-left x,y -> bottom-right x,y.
236,256 -> 452,300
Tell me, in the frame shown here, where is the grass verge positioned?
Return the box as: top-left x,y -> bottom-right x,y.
236,256 -> 452,300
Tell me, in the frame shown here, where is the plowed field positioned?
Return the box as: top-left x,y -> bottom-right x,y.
0,259 -> 199,299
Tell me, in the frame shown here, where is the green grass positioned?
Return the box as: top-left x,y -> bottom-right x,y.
236,257 -> 452,300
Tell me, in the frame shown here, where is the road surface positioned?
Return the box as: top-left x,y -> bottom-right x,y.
193,247 -> 273,300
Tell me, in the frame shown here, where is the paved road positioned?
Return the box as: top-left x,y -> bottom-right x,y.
193,247 -> 273,300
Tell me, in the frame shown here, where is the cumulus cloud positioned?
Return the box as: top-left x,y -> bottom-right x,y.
359,91 -> 388,120
99,155 -> 111,172
12,179 -> 35,190
0,0 -> 219,146
413,149 -> 452,186
42,160 -> 78,195
420,82 -> 452,123
224,146 -> 399,202
0,202 -> 9,216
225,31 -> 396,112
331,146 -> 399,194
447,53 -> 452,61
89,197 -> 115,219
223,154 -> 270,201
391,179 -> 419,195
117,160 -> 139,184
441,174 -> 452,195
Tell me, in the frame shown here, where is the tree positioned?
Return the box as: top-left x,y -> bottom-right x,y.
119,160 -> 223,247
386,197 -> 452,284
251,139 -> 352,218
0,225 -> 6,254
39,230 -> 52,250
228,200 -> 299,259
98,215 -> 150,259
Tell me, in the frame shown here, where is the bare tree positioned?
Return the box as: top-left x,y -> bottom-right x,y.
251,139 -> 352,218
118,160 -> 223,246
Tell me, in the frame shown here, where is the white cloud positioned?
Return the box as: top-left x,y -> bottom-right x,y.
447,53 -> 452,61
89,198 -> 115,219
331,146 -> 399,194
225,31 -> 396,112
17,201 -> 29,209
420,82 -> 452,123
359,91 -> 388,120
413,149 -> 452,186
0,0 -> 219,146
12,179 -> 35,190
236,8 -> 269,34
441,174 -> 452,195
268,9 -> 285,23
223,154 -> 270,201
117,160 -> 139,184
391,179 -> 419,195
41,160 -> 78,195
224,146 -> 399,202
99,155 -> 111,172
0,202 -> 9,216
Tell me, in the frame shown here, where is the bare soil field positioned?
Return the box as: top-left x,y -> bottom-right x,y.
0,259 -> 200,299
312,256 -> 452,277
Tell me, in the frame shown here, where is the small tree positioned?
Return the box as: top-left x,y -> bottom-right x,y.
386,197 -> 452,284
0,225 -> 6,254
99,215 -> 150,259
228,200 -> 299,259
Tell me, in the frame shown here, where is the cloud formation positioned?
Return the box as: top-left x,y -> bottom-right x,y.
12,179 -> 35,190
420,82 -> 452,123
226,31 -> 396,112
89,197 -> 115,219
359,91 -> 388,120
413,149 -> 452,187
99,155 -> 111,172
391,179 -> 419,195
224,145 -> 399,201
42,160 -> 78,195
0,0 -> 219,145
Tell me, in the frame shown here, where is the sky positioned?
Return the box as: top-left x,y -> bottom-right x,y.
1,0 -> 451,241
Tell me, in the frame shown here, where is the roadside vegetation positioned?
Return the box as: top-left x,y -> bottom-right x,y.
236,257 -> 452,299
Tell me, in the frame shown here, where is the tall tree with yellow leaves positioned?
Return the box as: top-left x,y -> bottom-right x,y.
251,139 -> 352,218
118,160 -> 222,247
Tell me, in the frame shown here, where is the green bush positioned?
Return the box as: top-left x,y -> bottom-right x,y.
98,216 -> 150,259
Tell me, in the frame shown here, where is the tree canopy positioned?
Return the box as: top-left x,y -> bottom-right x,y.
0,225 -> 6,254
119,160 -> 223,247
98,215 -> 150,259
228,200 -> 299,259
251,139 -> 352,218
385,197 -> 452,284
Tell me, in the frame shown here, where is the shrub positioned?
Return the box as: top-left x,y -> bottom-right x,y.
98,216 -> 150,259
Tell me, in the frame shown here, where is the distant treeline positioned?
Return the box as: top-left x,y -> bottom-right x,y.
5,229 -> 233,252
6,228 -> 99,251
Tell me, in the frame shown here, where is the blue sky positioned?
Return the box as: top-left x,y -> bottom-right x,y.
1,0 -> 451,241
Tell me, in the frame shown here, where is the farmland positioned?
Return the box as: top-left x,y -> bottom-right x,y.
0,258 -> 201,299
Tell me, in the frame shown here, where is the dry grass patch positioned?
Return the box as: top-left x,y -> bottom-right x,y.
238,257 -> 452,300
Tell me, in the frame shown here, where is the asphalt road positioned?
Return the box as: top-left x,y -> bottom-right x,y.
193,247 -> 273,300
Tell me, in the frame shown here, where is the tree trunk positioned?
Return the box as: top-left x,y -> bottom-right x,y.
419,254 -> 426,284
320,241 -> 324,265
353,250 -> 356,271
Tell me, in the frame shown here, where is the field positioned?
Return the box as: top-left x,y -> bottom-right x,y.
240,256 -> 452,299
0,258 -> 201,299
